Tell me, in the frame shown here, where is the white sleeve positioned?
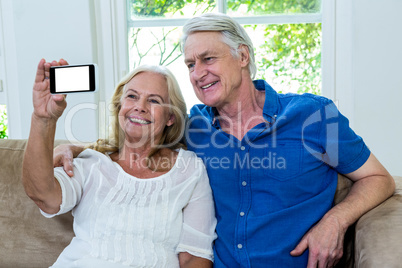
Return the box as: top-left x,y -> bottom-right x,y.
176,162 -> 217,262
40,159 -> 86,218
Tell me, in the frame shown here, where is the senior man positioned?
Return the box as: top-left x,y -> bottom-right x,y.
55,13 -> 395,268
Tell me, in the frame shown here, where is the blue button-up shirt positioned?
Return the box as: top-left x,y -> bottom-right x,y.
185,80 -> 370,267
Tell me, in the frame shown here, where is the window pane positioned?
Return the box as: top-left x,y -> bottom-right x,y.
128,0 -> 216,20
244,23 -> 321,94
0,105 -> 8,139
227,0 -> 321,16
128,26 -> 182,68
128,26 -> 200,111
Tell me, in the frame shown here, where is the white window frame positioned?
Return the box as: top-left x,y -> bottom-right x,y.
92,0 -> 129,139
0,0 -> 23,138
322,0 -> 355,127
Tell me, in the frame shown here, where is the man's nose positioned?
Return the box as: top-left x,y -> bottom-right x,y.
192,62 -> 207,80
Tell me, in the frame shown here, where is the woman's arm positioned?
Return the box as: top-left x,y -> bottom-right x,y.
179,252 -> 212,268
22,58 -> 69,214
176,157 -> 217,267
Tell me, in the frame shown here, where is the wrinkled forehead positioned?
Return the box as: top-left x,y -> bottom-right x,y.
183,31 -> 229,59
184,31 -> 225,47
124,71 -> 167,90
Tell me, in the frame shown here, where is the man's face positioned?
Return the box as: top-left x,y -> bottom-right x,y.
184,31 -> 246,109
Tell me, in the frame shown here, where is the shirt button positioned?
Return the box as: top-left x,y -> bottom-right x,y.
240,212 -> 245,217
242,181 -> 247,186
237,244 -> 243,249
240,146 -> 245,151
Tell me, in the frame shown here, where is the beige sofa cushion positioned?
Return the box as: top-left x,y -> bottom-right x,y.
0,139 -> 74,268
354,176 -> 402,267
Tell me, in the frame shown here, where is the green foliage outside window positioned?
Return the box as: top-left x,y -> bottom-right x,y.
130,0 -> 215,18
128,0 -> 321,95
257,23 -> 321,94
227,0 -> 321,15
0,106 -> 8,139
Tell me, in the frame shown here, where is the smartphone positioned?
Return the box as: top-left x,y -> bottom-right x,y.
50,64 -> 98,94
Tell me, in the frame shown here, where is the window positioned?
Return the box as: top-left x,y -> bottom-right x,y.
126,0 -> 322,110
0,11 -> 8,139
0,105 -> 7,139
0,0 -> 21,139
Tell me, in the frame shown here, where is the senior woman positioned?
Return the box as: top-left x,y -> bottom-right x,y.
22,59 -> 216,268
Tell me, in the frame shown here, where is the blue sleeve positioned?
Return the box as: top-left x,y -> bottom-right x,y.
318,99 -> 371,174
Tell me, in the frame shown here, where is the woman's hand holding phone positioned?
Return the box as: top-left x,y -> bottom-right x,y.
33,59 -> 69,121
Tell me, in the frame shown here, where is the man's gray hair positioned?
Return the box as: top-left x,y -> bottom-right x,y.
181,13 -> 257,79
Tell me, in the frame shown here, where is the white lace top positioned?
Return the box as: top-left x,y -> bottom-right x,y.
42,149 -> 217,268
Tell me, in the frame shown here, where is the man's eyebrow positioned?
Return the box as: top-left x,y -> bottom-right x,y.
185,50 -> 214,64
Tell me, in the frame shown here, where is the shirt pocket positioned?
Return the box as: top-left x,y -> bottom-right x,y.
263,141 -> 303,181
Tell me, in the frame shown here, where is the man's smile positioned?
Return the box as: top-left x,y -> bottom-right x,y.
201,81 -> 218,90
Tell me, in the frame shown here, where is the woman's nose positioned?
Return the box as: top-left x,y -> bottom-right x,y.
134,99 -> 147,113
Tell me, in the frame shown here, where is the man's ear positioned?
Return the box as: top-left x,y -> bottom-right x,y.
238,44 -> 250,67
166,113 -> 176,127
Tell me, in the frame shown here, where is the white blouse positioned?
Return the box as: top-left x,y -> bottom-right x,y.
42,149 -> 217,268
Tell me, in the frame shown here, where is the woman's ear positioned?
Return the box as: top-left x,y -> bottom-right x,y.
166,113 -> 176,127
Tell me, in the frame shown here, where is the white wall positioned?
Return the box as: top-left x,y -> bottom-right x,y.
1,0 -> 99,142
350,0 -> 402,176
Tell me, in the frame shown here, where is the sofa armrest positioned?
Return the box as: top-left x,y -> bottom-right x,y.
354,176 -> 402,267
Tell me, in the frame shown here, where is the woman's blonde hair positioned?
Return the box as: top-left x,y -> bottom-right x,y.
88,65 -> 187,159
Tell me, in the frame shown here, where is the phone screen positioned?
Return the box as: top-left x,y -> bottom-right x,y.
50,64 -> 97,94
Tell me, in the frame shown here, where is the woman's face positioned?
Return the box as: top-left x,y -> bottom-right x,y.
118,71 -> 174,147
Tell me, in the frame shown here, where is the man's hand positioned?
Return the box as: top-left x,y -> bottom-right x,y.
53,144 -> 85,177
291,153 -> 395,268
290,214 -> 346,268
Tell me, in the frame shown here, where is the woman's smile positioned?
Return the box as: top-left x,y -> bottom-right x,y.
128,116 -> 151,125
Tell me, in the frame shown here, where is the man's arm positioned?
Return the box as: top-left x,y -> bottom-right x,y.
291,153 -> 395,268
53,144 -> 85,177
179,252 -> 212,268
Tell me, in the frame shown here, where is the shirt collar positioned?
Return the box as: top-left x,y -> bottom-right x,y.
253,79 -> 279,123
196,105 -> 219,128
204,79 -> 279,126
210,107 -> 220,128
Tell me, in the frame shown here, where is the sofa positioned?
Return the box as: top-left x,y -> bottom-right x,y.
1,139 -> 401,268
